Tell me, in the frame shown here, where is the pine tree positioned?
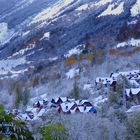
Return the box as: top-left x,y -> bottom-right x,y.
15,84 -> 21,108
23,88 -> 29,106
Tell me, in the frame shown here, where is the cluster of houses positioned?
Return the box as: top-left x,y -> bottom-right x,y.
12,97 -> 96,121
95,70 -> 140,104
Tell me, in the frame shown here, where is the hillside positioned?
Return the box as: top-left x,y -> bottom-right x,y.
0,0 -> 140,139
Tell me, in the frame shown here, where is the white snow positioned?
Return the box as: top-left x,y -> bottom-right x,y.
125,88 -> 140,96
127,20 -> 138,25
66,68 -> 80,79
95,0 -> 113,6
48,57 -> 58,62
98,2 -> 124,17
37,109 -> 46,117
12,43 -> 35,57
31,0 -> 75,24
131,0 -> 140,17
65,46 -> 82,57
40,32 -> 50,40
83,84 -> 92,90
0,57 -> 27,76
0,22 -> 15,45
116,38 -> 140,48
22,31 -> 30,36
76,4 -> 89,11
93,96 -> 108,106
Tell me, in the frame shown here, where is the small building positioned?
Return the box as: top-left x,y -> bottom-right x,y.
51,97 -> 68,105
125,88 -> 140,103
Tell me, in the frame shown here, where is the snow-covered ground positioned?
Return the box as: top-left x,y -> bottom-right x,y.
131,0 -> 140,17
0,22 -> 15,45
40,32 -> 50,40
93,96 -> 108,107
66,68 -> 80,79
31,0 -> 75,24
126,105 -> 140,113
116,38 -> 140,48
98,2 -> 124,17
0,57 -> 29,78
76,4 -> 89,11
95,0 -> 113,6
64,45 -> 82,58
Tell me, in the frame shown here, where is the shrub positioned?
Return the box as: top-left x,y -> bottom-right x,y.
65,56 -> 76,65
40,123 -> 69,140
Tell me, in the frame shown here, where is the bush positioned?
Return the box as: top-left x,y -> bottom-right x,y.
40,123 -> 69,140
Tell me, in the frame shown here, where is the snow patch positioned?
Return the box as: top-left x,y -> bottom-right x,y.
0,22 -> 15,45
40,32 -> 50,40
116,38 -> 140,48
31,0 -> 75,24
65,46 -> 82,57
0,57 -> 27,76
66,68 -> 80,79
98,2 -> 124,17
76,4 -> 89,11
131,0 -> 140,17
48,57 -> 58,62
95,0 -> 113,6
93,96 -> 108,106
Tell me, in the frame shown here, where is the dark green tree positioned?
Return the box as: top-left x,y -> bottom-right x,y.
23,88 -> 29,106
70,80 -> 80,99
15,84 -> 22,108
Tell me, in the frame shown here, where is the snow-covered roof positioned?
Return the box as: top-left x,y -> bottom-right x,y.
60,97 -> 67,102
78,106 -> 92,113
131,88 -> 140,95
129,79 -> 139,87
125,88 -> 140,96
96,77 -> 116,85
37,109 -> 46,117
125,89 -> 131,97
111,70 -> 140,79
60,102 -> 75,112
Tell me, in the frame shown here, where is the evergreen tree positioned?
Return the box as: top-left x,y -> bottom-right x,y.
23,88 -> 29,106
0,105 -> 34,140
70,80 -> 80,99
15,84 -> 21,108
